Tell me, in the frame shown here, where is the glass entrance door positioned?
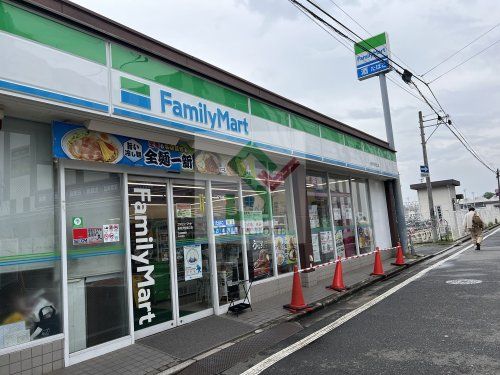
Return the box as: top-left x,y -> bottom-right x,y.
128,178 -> 173,338
172,181 -> 213,323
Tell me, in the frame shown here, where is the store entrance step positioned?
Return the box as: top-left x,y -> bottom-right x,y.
138,315 -> 254,360
177,321 -> 303,375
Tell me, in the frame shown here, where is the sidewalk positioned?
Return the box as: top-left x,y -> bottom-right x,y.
52,252 -> 428,375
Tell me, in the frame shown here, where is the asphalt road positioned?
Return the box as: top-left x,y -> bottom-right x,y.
230,228 -> 500,375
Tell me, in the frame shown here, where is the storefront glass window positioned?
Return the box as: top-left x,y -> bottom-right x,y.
65,170 -> 129,353
211,181 -> 245,304
173,181 -> 212,318
329,176 -> 357,258
242,179 -> 274,281
128,178 -> 172,331
352,179 -> 374,254
271,174 -> 298,274
0,119 -> 62,350
306,172 -> 335,264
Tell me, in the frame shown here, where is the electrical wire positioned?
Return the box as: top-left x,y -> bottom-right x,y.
429,38 -> 500,83
445,122 -> 496,173
294,2 -> 436,108
289,0 -> 497,174
326,0 -> 415,72
421,22 -> 500,76
303,0 -> 431,85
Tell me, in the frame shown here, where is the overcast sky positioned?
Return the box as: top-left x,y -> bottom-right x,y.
73,0 -> 500,201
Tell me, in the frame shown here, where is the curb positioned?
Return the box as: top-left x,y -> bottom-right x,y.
161,229 -> 500,374
284,255 -> 431,322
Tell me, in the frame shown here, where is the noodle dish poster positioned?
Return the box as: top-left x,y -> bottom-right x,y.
52,122 -> 194,173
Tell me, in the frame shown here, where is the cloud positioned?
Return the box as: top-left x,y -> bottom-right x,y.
71,0 -> 500,201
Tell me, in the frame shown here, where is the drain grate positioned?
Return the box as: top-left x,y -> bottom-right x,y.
178,322 -> 302,375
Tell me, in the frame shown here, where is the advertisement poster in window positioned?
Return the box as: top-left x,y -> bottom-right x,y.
176,219 -> 194,240
251,238 -> 272,279
308,205 -> 319,229
214,219 -> 238,236
320,231 -> 334,254
244,211 -> 264,234
335,230 -> 345,257
184,244 -> 202,281
175,203 -> 192,218
274,235 -> 298,268
333,208 -> 342,221
311,233 -> 321,262
87,227 -> 104,244
357,226 -> 373,249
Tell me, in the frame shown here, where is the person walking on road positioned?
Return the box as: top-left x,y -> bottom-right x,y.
463,207 -> 484,250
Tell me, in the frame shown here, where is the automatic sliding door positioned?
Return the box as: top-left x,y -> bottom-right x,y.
128,178 -> 173,334
172,181 -> 212,322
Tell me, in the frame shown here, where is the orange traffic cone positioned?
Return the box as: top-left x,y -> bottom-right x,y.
284,265 -> 312,312
371,247 -> 385,276
391,243 -> 406,266
326,256 -> 347,291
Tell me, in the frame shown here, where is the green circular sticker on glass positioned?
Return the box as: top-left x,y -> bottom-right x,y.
72,217 -> 83,228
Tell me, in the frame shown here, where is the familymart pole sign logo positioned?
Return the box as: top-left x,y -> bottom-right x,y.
354,32 -> 391,80
119,76 -> 250,136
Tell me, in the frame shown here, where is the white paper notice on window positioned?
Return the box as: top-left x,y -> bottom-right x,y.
333,208 -> 342,220
311,233 -> 321,262
184,244 -> 202,281
103,224 -> 120,243
320,231 -> 334,254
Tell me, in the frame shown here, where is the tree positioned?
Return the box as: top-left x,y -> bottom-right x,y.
483,192 -> 495,199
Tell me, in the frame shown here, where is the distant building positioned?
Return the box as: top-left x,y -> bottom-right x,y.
410,179 -> 500,240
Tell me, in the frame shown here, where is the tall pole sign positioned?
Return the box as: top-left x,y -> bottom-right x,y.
355,32 -> 391,80
354,32 -> 409,253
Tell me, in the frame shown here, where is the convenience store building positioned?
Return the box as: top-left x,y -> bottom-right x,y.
0,0 -> 401,370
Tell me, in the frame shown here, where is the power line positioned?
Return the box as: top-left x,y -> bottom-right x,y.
291,0 -> 443,113
289,0 -> 497,174
429,38 -> 500,83
445,122 -> 496,173
294,0 -> 354,52
447,121 -> 495,170
326,0 -> 415,72
421,22 -> 500,76
304,0 -> 424,82
293,1 -> 436,108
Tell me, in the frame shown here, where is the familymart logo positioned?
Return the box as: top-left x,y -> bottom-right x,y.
120,77 -> 151,110
119,76 -> 250,135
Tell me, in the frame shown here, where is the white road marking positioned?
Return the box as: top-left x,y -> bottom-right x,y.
446,279 -> 482,285
241,228 -> 500,375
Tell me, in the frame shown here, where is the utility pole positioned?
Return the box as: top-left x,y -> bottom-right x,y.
496,169 -> 500,204
419,111 -> 438,242
379,73 -> 409,253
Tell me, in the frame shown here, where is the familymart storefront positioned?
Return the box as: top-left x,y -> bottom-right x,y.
0,0 -> 400,371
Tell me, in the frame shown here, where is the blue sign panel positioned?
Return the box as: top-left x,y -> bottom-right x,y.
420,165 -> 429,173
356,60 -> 390,80
52,122 -> 194,172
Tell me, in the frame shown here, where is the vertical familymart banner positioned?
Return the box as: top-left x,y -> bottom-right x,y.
355,32 -> 391,80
